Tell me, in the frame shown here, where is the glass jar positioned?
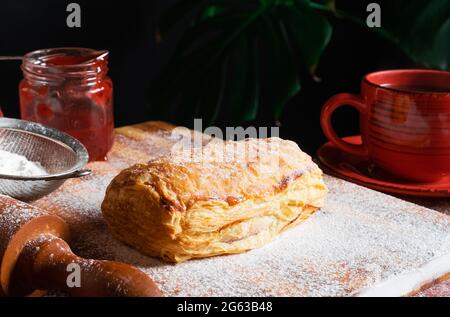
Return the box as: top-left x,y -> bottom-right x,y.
19,47 -> 114,161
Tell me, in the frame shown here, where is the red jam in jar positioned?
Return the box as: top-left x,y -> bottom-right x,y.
19,48 -> 114,161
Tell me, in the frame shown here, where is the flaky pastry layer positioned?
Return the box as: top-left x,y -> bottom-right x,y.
102,137 -> 327,262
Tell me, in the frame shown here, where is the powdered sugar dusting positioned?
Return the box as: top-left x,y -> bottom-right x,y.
0,196 -> 45,240
140,177 -> 449,296
32,122 -> 450,296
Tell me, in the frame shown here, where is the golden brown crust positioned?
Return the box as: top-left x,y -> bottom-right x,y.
106,138 -> 321,211
102,137 -> 327,262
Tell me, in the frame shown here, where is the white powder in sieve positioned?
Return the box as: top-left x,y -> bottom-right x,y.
0,149 -> 47,176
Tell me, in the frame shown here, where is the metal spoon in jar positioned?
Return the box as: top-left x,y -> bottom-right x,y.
0,56 -> 23,61
0,56 -> 46,65
0,50 -> 107,63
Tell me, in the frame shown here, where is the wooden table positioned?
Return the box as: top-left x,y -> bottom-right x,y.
32,121 -> 449,297
398,197 -> 450,297
318,173 -> 450,297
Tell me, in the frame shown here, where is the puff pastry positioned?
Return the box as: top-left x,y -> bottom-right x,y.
101,137 -> 327,262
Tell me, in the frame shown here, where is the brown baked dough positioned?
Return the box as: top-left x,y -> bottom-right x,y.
101,137 -> 327,262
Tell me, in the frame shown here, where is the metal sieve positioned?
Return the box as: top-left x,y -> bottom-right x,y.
0,117 -> 91,201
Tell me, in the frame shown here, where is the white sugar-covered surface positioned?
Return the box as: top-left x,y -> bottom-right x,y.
33,122 -> 450,297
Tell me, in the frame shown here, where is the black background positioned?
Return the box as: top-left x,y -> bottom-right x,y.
0,0 -> 418,155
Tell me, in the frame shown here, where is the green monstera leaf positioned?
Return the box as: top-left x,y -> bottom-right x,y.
152,0 -> 332,125
315,0 -> 450,70
381,0 -> 450,70
152,0 -> 450,126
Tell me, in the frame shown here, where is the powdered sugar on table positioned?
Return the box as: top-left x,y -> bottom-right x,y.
33,122 -> 450,296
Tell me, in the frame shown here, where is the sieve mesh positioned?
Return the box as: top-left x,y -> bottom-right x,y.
0,118 -> 90,201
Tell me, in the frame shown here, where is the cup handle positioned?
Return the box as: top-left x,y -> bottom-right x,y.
320,93 -> 368,157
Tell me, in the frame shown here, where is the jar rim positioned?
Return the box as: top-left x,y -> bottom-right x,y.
23,47 -> 108,68
22,47 -> 109,84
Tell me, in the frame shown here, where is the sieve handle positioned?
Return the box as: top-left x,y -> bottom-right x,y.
45,169 -> 92,181
68,169 -> 92,178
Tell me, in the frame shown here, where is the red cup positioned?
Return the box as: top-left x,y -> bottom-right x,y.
321,69 -> 450,182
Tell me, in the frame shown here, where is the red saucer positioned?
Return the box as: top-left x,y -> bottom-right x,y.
317,136 -> 450,198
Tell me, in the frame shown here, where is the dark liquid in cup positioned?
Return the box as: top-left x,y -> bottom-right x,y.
382,84 -> 450,93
